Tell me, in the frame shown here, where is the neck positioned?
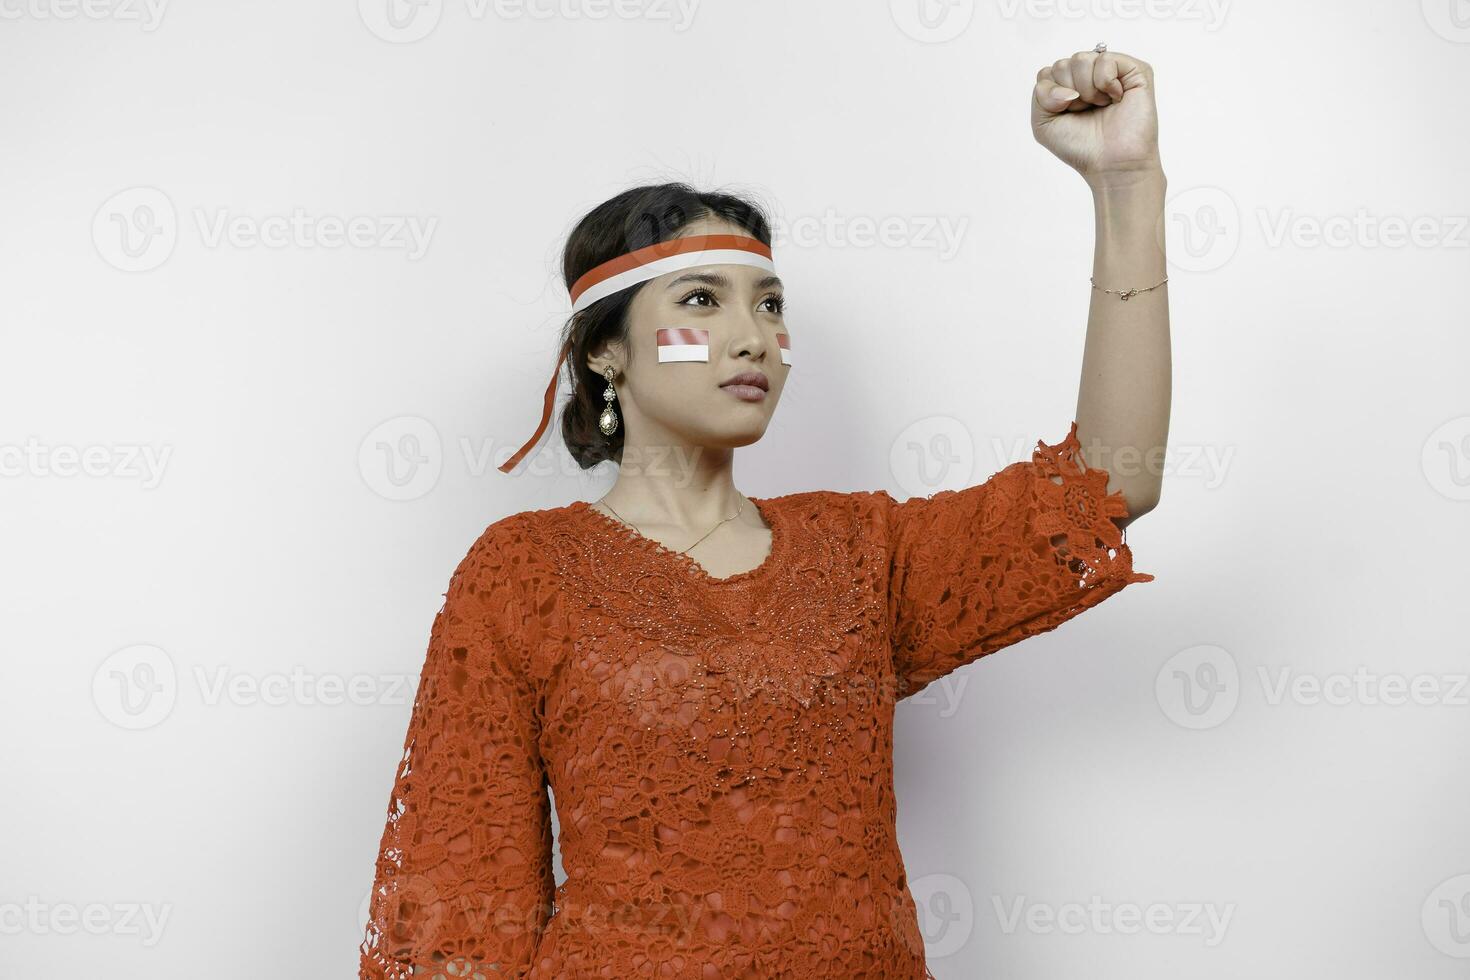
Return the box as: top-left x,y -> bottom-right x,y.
599,434 -> 745,527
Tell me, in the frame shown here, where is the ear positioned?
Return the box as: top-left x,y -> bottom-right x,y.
583,338 -> 625,378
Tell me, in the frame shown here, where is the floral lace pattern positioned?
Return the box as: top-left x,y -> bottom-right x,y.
360,421 -> 1153,978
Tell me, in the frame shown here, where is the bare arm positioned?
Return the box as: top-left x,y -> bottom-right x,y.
1032,49 -> 1172,528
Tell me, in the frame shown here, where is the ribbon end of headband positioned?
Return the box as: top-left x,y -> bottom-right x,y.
498,417 -> 550,475
497,341 -> 569,475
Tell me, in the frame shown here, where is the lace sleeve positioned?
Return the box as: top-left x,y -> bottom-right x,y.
360,527 -> 555,978
883,421 -> 1155,702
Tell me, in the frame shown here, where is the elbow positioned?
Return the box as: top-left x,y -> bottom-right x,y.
1119,485 -> 1161,528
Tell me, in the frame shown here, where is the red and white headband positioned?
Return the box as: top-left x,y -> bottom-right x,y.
570,233 -> 775,312
498,233 -> 777,474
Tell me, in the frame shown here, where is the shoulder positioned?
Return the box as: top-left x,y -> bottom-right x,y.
759,486 -> 895,540
760,486 -> 887,511
443,506 -> 564,609
461,499 -> 576,558
458,511 -> 528,572
435,509 -> 563,672
451,501 -> 594,614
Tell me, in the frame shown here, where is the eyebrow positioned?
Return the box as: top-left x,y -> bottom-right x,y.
664,271 -> 784,292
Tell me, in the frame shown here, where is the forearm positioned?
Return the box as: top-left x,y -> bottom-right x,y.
1075,168 -> 1172,523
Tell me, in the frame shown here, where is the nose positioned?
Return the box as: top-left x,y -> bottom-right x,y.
725,310 -> 769,362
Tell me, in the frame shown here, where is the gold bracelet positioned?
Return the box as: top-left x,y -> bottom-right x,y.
1090,275 -> 1168,301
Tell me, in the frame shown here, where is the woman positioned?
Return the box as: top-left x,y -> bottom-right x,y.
360,46 -> 1169,979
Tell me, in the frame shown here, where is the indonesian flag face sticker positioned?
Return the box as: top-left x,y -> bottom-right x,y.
656,327 -> 710,362
656,328 -> 791,365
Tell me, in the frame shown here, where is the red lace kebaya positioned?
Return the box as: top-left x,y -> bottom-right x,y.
360,421 -> 1154,979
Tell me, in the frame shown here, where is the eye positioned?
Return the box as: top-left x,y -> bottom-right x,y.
759,293 -> 786,315
677,286 -> 719,308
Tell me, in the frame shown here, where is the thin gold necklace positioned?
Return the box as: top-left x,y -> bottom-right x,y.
597,497 -> 745,555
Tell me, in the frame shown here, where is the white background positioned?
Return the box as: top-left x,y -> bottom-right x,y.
4,0 -> 1469,976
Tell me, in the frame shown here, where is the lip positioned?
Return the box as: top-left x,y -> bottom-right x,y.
719,370 -> 769,391
719,370 -> 769,403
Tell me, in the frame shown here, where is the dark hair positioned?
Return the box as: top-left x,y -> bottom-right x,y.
555,181 -> 774,469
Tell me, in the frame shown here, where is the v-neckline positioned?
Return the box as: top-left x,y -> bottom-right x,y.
572,496 -> 783,586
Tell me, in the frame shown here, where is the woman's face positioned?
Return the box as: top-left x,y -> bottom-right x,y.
594,215 -> 790,460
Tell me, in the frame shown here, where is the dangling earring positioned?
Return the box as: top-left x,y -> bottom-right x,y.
598,364 -> 620,436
